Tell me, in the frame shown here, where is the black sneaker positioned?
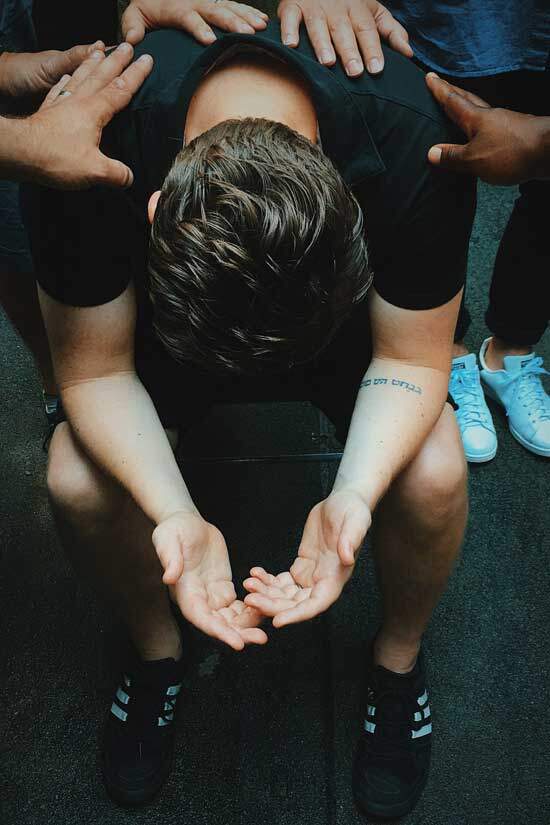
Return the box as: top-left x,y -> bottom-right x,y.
352,649 -> 432,820
101,657 -> 183,807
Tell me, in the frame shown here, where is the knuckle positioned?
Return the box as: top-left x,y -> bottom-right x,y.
110,75 -> 128,92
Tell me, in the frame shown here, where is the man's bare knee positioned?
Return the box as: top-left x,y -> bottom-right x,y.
47,423 -> 122,525
394,406 -> 467,527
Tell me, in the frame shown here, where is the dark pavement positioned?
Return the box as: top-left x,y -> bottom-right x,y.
1,182 -> 549,825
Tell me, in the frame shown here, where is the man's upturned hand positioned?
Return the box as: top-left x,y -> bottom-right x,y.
153,511 -> 268,650
243,490 -> 371,627
0,42 -> 104,99
122,0 -> 268,46
277,0 -> 412,76
426,72 -> 550,185
19,43 -> 153,189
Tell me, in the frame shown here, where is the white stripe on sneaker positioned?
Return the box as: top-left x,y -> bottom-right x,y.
111,702 -> 128,722
417,690 -> 428,706
116,687 -> 130,705
411,723 -> 432,739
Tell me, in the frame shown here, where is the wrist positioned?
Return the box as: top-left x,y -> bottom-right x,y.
331,469 -> 389,512
155,503 -> 201,525
0,115 -> 37,180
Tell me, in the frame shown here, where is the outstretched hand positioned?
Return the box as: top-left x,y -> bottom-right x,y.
0,42 -> 104,99
153,511 -> 267,650
20,42 -> 153,189
243,490 -> 371,627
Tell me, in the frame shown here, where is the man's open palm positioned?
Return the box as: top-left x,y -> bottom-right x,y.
244,491 -> 371,627
153,512 -> 267,650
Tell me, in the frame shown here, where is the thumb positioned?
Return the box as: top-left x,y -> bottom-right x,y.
337,507 -> 370,566
96,153 -> 135,189
428,142 -> 470,172
121,5 -> 147,44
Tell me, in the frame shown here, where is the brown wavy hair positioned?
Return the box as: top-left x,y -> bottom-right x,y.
148,118 -> 372,375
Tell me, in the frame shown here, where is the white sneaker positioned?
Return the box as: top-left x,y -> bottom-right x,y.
449,353 -> 497,463
479,338 -> 550,458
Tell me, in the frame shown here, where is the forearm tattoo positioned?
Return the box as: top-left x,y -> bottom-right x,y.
359,377 -> 423,395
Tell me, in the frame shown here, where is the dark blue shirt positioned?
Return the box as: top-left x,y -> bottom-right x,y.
386,1 -> 550,77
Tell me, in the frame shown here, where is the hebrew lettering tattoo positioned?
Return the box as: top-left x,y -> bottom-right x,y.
359,377 -> 423,395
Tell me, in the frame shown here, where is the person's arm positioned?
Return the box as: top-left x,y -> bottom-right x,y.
122,0 -> 269,45
39,285 -> 197,523
39,284 -> 266,649
332,287 -> 459,512
426,73 -> 550,184
277,0 -> 413,76
0,44 -> 153,189
243,287 -> 460,626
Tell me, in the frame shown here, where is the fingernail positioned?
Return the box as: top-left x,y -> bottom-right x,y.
118,41 -> 133,53
238,23 -> 255,34
429,147 -> 442,164
367,58 -> 383,74
283,35 -> 298,46
320,49 -> 335,65
427,71 -> 439,79
137,53 -> 153,64
202,29 -> 216,42
346,58 -> 363,76
91,49 -> 103,59
254,15 -> 267,26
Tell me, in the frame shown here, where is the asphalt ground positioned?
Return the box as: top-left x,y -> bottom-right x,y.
1,182 -> 549,825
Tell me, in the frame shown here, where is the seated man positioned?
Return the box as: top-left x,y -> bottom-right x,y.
30,21 -> 474,818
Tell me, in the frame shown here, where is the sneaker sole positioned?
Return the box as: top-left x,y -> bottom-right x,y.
483,385 -> 550,458
509,425 -> 550,458
353,773 -> 429,821
464,445 -> 497,464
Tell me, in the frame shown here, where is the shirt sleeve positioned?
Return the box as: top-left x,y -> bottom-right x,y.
355,105 -> 476,311
26,182 -> 144,308
24,112 -> 148,308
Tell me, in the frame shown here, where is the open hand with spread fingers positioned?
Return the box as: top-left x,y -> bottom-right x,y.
278,0 -> 412,76
15,42 -> 153,188
243,490 -> 372,627
153,511 -> 268,651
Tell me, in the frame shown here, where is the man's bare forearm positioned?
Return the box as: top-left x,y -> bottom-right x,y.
332,357 -> 449,510
62,373 -> 199,525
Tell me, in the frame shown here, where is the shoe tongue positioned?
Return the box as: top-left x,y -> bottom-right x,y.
452,353 -> 477,371
503,352 -> 534,373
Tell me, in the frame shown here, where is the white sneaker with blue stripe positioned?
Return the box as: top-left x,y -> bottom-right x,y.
479,338 -> 550,458
449,352 -> 498,463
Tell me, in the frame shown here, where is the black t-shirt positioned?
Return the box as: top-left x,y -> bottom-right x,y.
32,22 -> 475,312
30,23 -> 475,424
